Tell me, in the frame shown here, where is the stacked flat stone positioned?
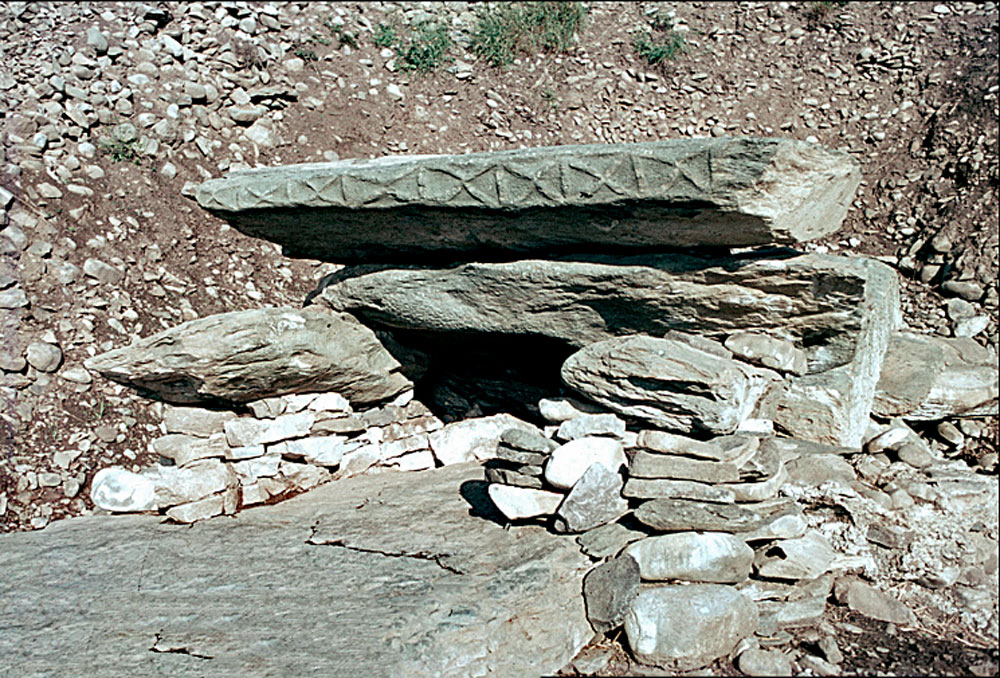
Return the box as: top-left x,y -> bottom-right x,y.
91,389 -> 541,523
486,426 -> 630,533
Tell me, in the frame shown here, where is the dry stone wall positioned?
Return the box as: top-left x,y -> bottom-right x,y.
82,140 -> 998,672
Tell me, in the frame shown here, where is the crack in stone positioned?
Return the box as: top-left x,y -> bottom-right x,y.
307,529 -> 465,575
149,632 -> 213,660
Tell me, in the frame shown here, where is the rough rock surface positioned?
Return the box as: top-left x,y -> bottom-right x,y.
773,256 -> 901,447
561,334 -> 781,434
872,332 -> 999,420
582,555 -> 641,634
319,252 -> 898,367
625,584 -> 758,669
84,306 -> 411,406
196,138 -> 861,262
0,463 -> 593,677
553,462 -> 629,533
624,532 -> 754,583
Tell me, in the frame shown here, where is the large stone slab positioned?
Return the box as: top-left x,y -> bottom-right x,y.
319,252 -> 895,374
85,306 -> 411,406
772,256 -> 900,447
196,138 -> 860,262
872,332 -> 999,420
0,464 -> 593,678
561,335 -> 781,434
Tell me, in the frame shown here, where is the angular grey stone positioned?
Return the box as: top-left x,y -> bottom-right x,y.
272,435 -> 350,466
725,331 -> 807,375
576,521 -> 648,560
636,430 -> 731,461
145,459 -> 237,508
772,257 -> 900,447
629,451 -> 740,483
311,413 -> 366,435
83,258 -> 123,284
86,26 -> 108,54
85,307 -> 411,406
583,555 -> 640,633
162,405 -> 237,437
0,464 -> 593,677
248,396 -> 287,419
538,396 -> 605,423
544,437 -> 626,490
495,445 -> 549,466
428,414 -> 535,465
873,332 -> 998,420
499,427 -> 558,453
556,413 -> 626,441
196,139 -> 860,262
487,484 -> 565,520
754,531 -> 836,581
633,498 -> 762,533
757,594 -> 828,629
738,648 -> 793,676
231,453 -> 281,482
741,500 -> 808,542
485,467 -> 544,489
625,584 -> 759,670
784,453 -> 857,488
623,478 -> 736,503
844,581 -> 917,626
554,463 -> 629,533
0,287 -> 29,309
562,335 -> 782,434
320,253 -> 891,374
152,433 -> 227,467
625,532 -> 754,583
165,492 -> 228,524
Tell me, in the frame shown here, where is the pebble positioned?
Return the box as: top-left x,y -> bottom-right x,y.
26,342 -> 62,372
942,280 -> 984,302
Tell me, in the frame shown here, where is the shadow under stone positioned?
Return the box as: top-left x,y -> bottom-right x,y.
459,480 -> 507,526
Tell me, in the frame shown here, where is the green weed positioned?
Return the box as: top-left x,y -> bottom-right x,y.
632,30 -> 685,66
294,46 -> 318,61
374,22 -> 397,48
98,136 -> 142,165
471,1 -> 587,68
399,22 -> 452,73
323,19 -> 359,48
632,12 -> 685,68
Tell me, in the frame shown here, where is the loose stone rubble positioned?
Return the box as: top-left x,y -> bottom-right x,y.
29,139 -> 1000,674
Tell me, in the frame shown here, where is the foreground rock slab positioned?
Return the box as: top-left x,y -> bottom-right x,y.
85,306 -> 411,406
0,464 -> 592,678
196,138 -> 860,262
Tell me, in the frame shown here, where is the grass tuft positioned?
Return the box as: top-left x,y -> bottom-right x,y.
471,2 -> 587,68
399,22 -> 453,73
632,12 -> 686,68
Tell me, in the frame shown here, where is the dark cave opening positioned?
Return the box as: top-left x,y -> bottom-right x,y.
373,327 -> 579,425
